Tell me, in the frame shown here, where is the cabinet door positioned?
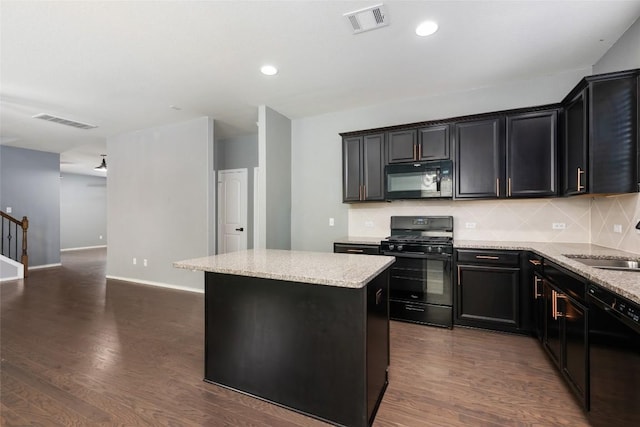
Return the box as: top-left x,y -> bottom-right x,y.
589,76 -> 638,194
343,137 -> 363,202
418,124 -> 449,160
543,280 -> 562,367
506,111 -> 557,197
454,117 -> 504,199
387,130 -> 417,163
456,265 -> 519,329
563,89 -> 588,195
362,133 -> 385,200
561,296 -> 588,408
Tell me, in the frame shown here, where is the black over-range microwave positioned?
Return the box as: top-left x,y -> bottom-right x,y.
385,160 -> 453,200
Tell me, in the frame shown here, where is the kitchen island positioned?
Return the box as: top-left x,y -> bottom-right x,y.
174,249 -> 395,427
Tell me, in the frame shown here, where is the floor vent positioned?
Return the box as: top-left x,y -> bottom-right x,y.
32,113 -> 97,130
344,4 -> 388,34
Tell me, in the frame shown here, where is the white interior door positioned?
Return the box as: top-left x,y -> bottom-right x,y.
217,169 -> 248,254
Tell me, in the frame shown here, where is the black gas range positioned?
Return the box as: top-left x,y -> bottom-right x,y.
380,216 -> 453,328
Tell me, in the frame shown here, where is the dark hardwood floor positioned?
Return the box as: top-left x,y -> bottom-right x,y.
1,248 -> 590,426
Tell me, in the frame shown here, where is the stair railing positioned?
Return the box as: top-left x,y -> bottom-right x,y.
0,212 -> 29,277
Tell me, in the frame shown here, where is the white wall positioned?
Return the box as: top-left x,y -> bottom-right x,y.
106,117 -> 214,291
291,68 -> 591,252
257,106 -> 292,250
60,173 -> 107,250
0,146 -> 61,267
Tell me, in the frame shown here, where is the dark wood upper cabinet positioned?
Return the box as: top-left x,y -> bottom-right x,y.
562,70 -> 639,195
342,133 -> 385,202
506,110 -> 558,198
388,125 -> 450,163
387,129 -> 418,163
418,124 -> 450,160
563,89 -> 588,195
589,74 -> 638,194
454,117 -> 504,199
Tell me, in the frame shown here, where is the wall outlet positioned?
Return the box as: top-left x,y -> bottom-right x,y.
364,221 -> 374,228
329,217 -> 335,226
613,224 -> 622,233
465,222 -> 477,229
552,223 -> 566,230
143,259 -> 148,267
133,257 -> 137,265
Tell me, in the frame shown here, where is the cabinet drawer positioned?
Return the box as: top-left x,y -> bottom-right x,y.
334,243 -> 380,255
457,249 -> 520,266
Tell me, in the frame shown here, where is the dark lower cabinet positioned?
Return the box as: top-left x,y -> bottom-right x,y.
540,261 -> 589,410
455,249 -> 529,333
334,242 -> 380,255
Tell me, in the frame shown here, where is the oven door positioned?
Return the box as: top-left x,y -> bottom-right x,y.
386,254 -> 452,306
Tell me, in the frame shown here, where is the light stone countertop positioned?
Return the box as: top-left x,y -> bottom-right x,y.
455,240 -> 640,305
174,249 -> 395,289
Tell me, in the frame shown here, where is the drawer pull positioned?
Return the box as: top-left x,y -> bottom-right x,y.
475,255 -> 500,260
347,249 -> 364,253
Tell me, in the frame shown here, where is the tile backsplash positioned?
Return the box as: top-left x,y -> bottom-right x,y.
591,193 -> 640,255
348,194 -> 640,255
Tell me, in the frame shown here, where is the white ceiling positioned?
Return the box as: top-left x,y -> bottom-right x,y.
2,1 -> 640,176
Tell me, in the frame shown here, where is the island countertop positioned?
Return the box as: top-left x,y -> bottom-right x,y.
174,249 -> 395,289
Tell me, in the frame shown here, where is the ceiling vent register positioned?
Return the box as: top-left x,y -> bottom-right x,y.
344,4 -> 388,34
32,113 -> 97,130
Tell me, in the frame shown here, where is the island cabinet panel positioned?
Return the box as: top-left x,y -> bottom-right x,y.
204,270 -> 390,427
454,117 -> 504,199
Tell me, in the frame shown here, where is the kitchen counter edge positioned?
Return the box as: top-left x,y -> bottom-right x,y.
455,240 -> 640,305
174,249 -> 395,289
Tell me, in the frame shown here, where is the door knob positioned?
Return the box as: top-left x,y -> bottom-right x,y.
235,227 -> 244,232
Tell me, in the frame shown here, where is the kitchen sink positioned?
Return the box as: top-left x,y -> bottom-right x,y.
565,256 -> 640,271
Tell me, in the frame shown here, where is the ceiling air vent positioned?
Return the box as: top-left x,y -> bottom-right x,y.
344,4 -> 388,34
32,113 -> 97,130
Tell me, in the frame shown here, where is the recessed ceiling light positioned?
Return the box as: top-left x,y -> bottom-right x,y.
260,65 -> 278,76
416,21 -> 438,37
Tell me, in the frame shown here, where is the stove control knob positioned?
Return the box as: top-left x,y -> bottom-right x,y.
397,245 -> 404,251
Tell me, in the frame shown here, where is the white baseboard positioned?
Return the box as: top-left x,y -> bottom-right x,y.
105,275 -> 204,294
30,263 -> 62,270
61,245 -> 107,252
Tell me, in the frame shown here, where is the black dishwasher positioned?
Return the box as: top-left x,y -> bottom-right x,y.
588,284 -> 640,426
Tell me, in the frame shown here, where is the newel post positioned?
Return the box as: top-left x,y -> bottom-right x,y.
21,216 -> 28,277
